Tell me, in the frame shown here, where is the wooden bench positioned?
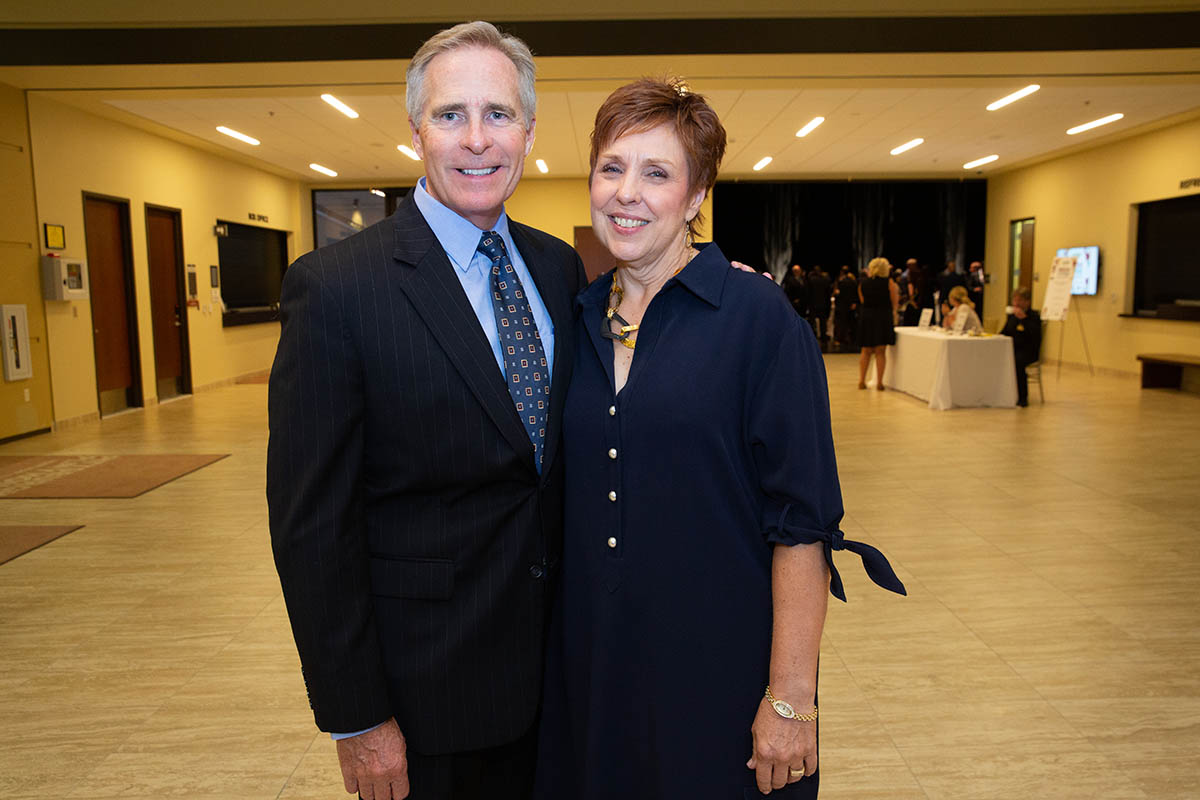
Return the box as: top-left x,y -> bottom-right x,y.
1136,353 -> 1200,389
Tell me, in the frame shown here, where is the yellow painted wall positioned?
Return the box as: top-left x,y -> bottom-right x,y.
26,94 -> 304,422
0,84 -> 55,439
985,115 -> 1200,375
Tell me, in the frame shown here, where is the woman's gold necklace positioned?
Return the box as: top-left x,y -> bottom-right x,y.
604,247 -> 696,350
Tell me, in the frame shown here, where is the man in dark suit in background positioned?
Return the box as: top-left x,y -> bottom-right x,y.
781,263 -> 807,318
833,265 -> 858,351
267,21 -> 585,800
805,264 -> 833,350
937,259 -> 966,321
1001,286 -> 1042,406
967,260 -> 986,316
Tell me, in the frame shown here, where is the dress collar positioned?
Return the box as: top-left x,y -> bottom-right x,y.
577,241 -> 731,310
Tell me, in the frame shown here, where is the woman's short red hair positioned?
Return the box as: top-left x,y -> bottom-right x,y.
589,77 -> 727,237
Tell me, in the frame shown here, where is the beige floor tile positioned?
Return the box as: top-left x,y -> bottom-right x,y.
2,358 -> 1197,795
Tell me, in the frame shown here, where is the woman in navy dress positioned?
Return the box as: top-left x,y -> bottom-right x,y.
535,79 -> 905,799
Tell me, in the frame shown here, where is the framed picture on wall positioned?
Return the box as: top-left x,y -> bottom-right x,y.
44,223 -> 65,250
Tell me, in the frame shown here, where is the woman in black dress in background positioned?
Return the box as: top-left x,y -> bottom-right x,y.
857,257 -> 899,390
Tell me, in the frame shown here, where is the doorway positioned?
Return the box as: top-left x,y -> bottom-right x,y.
573,226 -> 615,283
145,205 -> 191,400
83,193 -> 142,416
1008,218 -> 1036,300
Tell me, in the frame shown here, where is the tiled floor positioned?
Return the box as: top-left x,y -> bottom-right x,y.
1,356 -> 1197,799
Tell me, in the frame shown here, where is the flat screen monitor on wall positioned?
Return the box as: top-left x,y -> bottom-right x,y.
1055,246 -> 1100,295
217,220 -> 288,327
1133,193 -> 1200,317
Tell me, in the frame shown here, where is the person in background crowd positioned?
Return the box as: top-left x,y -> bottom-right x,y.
936,260 -> 965,321
833,265 -> 858,352
911,259 -> 936,318
857,257 -> 899,390
782,264 -> 807,318
941,285 -> 983,333
1001,286 -> 1042,407
806,265 -> 833,351
967,260 -> 985,316
893,266 -> 914,326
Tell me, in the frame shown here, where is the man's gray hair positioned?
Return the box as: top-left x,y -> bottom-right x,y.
406,21 -> 537,127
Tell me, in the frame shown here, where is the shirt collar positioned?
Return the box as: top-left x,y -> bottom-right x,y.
577,241 -> 729,311
413,177 -> 513,273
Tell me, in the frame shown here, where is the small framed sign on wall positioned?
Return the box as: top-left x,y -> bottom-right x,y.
44,223 -> 65,250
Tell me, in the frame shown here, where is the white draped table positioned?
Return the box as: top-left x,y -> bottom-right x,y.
883,327 -> 1018,410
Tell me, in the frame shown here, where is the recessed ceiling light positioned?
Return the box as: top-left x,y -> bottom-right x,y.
370,188 -> 386,198
320,94 -> 359,119
1066,113 -> 1125,135
795,117 -> 825,138
890,138 -> 924,156
535,159 -> 549,174
216,126 -> 260,146
986,85 -> 1040,111
397,144 -> 420,160
963,154 -> 1000,169
752,156 -> 773,171
309,163 -> 338,177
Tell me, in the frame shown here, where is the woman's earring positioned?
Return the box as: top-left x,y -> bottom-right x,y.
684,219 -> 695,249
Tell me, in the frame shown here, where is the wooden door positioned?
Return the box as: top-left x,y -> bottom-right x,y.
146,205 -> 190,399
573,226 -> 615,283
83,194 -> 142,415
1008,217 -> 1036,300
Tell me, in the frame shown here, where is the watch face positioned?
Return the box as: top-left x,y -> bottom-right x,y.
773,700 -> 794,718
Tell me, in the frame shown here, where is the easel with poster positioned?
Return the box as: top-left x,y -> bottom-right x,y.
1041,255 -> 1094,377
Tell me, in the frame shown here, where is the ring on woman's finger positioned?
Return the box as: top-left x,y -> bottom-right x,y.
789,768 -> 805,778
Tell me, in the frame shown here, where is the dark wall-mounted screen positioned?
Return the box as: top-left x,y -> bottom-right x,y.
217,220 -> 288,326
1133,193 -> 1200,318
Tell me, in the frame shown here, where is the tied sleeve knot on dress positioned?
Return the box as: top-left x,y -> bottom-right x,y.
765,501 -> 907,602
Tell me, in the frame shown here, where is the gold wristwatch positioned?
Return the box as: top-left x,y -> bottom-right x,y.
764,685 -> 818,722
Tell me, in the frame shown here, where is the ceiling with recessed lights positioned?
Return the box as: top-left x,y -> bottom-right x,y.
54,72 -> 1200,183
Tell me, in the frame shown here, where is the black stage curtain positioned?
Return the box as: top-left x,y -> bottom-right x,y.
712,180 -> 986,280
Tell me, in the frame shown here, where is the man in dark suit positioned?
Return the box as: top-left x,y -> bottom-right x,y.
781,263 -> 807,318
805,265 -> 833,350
936,260 -> 966,321
967,260 -> 986,316
1001,286 -> 1042,406
833,265 -> 858,351
267,21 -> 585,800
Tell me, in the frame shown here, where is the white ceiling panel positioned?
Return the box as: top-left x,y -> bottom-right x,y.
86,57 -> 1200,184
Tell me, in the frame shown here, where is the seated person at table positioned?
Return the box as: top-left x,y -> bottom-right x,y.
941,285 -> 982,333
1000,286 -> 1042,407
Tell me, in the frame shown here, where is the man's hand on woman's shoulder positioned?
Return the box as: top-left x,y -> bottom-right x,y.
730,261 -> 774,279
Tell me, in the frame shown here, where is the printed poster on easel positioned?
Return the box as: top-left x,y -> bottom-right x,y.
1041,256 -> 1076,322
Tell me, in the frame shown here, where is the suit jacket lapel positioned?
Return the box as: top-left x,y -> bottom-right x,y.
509,221 -> 573,482
390,199 -> 536,473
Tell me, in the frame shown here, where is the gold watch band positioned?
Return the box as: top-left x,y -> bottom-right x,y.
764,685 -> 818,722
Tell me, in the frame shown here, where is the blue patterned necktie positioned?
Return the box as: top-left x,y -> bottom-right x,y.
477,231 -> 549,468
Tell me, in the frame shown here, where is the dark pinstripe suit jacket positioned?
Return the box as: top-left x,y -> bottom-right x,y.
267,195 -> 586,755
